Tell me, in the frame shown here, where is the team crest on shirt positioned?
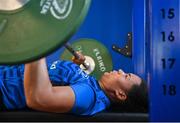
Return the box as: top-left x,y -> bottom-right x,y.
40,0 -> 73,20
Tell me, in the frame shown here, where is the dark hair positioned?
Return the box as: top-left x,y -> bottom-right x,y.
109,79 -> 148,113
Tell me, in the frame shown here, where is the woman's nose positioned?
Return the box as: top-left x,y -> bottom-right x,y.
118,69 -> 125,75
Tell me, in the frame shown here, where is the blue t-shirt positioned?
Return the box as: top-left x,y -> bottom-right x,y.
0,60 -> 110,115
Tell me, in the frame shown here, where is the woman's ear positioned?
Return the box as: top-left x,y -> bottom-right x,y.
115,90 -> 127,101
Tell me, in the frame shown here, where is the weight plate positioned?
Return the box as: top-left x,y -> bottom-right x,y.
61,38 -> 113,80
0,0 -> 91,64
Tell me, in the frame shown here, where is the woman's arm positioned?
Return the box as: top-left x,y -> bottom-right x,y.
24,58 -> 75,113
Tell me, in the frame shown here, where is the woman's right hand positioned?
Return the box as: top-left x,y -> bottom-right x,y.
72,51 -> 86,65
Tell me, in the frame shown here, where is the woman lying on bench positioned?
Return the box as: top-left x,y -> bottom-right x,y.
0,52 -> 148,115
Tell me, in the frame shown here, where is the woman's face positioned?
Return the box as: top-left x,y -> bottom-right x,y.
99,69 -> 142,93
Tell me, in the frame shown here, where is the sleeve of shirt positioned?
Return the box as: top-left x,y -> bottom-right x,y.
48,60 -> 72,86
70,83 -> 95,115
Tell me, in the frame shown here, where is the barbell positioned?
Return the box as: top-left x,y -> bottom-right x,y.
61,39 -> 113,80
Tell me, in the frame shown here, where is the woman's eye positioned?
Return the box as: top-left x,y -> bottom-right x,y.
125,74 -> 128,78
125,74 -> 131,80
127,74 -> 131,80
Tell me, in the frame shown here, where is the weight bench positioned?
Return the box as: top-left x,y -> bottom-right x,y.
0,109 -> 148,122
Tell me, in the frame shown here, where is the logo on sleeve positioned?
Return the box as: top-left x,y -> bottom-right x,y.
40,0 -> 73,20
50,61 -> 59,69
